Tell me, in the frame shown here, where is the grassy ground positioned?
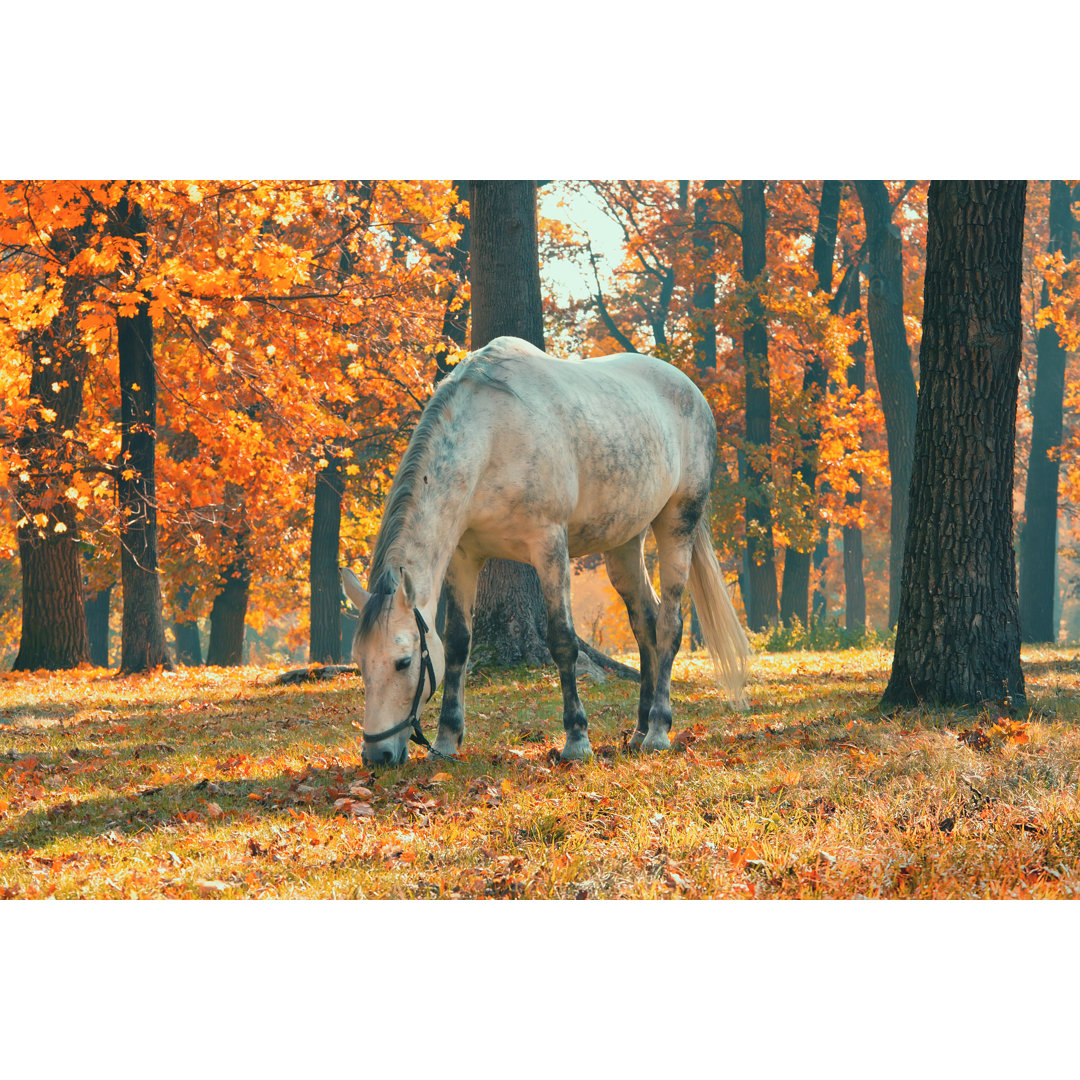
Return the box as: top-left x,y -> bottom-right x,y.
2,646 -> 1079,899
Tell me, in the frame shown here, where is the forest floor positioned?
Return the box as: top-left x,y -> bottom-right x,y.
2,646 -> 1080,899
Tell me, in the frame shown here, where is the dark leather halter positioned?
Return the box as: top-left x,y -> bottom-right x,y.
362,607 -> 439,755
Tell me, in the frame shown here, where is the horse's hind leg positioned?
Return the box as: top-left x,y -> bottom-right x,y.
433,549 -> 481,757
642,507 -> 699,752
603,531 -> 660,750
533,528 -> 591,761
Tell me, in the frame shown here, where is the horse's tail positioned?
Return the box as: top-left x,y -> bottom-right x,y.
688,517 -> 750,708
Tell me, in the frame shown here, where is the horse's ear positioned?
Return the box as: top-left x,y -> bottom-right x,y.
395,567 -> 415,613
341,568 -> 370,611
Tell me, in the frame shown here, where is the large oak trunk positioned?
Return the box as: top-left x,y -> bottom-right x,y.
467,180 -> 551,667
882,181 -> 1026,708
12,219 -> 93,671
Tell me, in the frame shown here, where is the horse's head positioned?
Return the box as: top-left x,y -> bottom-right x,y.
342,567 -> 445,766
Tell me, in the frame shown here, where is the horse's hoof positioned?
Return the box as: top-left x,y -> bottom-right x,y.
431,733 -> 462,758
626,730 -> 646,753
641,729 -> 670,753
560,733 -> 593,762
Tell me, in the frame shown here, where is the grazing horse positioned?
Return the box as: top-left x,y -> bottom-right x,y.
342,336 -> 749,766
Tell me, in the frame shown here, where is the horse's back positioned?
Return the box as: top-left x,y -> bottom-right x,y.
458,339 -> 716,558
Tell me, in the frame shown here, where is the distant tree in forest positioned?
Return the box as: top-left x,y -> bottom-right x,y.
740,180 -> 778,631
883,180 -> 1027,707
855,181 -> 918,629
1019,180 -> 1075,643
115,194 -> 172,673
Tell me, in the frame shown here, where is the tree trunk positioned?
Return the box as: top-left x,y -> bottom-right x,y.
855,181 -> 918,629
116,195 -> 172,673
309,454 -> 344,663
1018,180 -> 1075,643
305,180 -> 375,665
207,554 -> 251,666
84,585 -> 112,667
780,180 -> 840,627
14,527 -> 90,670
740,180 -> 778,631
841,270 -> 867,633
468,180 -> 551,666
172,583 -> 202,666
882,181 -> 1027,708
12,217 -> 93,671
692,181 -> 721,376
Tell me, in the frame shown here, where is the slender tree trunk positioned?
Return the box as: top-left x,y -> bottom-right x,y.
689,180 -> 722,649
306,181 -> 375,663
116,195 -> 172,673
12,219 -> 93,671
740,180 -> 778,631
172,583 -> 202,666
855,181 -> 917,628
882,181 -> 1027,707
309,454 -> 344,662
84,585 -> 112,667
468,180 -> 551,667
780,180 -> 841,627
1019,180 -> 1075,643
692,181 -> 721,376
841,270 -> 867,633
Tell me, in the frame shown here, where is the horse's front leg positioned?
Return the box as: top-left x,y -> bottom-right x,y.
433,550 -> 481,757
535,530 -> 591,761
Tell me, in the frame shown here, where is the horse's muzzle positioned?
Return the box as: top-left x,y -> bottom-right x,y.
361,741 -> 408,767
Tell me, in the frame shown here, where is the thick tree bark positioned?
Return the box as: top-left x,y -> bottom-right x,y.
841,270 -> 867,633
780,180 -> 841,627
84,585 -> 112,667
171,583 -> 202,666
12,219 -> 93,671
740,180 -> 778,631
855,181 -> 918,628
468,180 -> 551,667
882,181 -> 1027,708
116,195 -> 172,673
1018,180 -> 1075,643
309,454 -> 344,663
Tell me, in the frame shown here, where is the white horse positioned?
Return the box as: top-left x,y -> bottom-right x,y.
342,336 -> 749,766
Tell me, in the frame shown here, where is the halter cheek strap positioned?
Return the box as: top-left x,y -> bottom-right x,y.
362,608 -> 439,754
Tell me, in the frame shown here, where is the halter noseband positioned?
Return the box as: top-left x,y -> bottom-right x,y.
362,607 -> 439,755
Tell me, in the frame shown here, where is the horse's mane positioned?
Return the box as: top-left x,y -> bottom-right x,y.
357,340 -> 531,640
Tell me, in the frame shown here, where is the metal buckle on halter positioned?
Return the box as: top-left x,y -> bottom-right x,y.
362,607 -> 439,754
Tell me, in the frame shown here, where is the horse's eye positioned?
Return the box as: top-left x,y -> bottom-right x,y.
395,655 -> 412,672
